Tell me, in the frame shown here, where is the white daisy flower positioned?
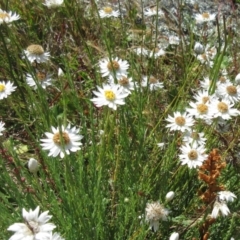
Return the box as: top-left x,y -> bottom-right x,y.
48,232 -> 65,240
7,206 -> 56,240
148,47 -> 165,58
141,76 -> 163,91
26,72 -> 53,89
145,201 -> 169,232
179,142 -> 207,169
165,111 -> 194,132
218,191 -> 237,203
24,44 -> 50,63
43,0 -> 64,8
216,83 -> 240,103
186,101 -> 212,120
211,200 -> 230,218
99,57 -> 129,80
195,12 -> 216,23
91,83 -> 128,110
99,6 -> 120,18
144,7 -> 164,17
0,9 -> 20,24
40,124 -> 83,158
0,81 -> 16,100
0,121 -> 5,135
117,76 -> 135,94
210,99 -> 240,120
193,89 -> 213,104
183,130 -> 207,146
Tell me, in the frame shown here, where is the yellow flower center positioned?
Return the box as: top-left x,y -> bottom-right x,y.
0,12 -> 9,19
190,132 -> 200,140
0,84 -> 5,92
197,103 -> 208,114
202,12 -> 210,19
219,76 -> 227,83
107,60 -> 120,71
118,77 -> 129,86
202,96 -> 209,104
188,150 -> 198,160
36,72 -> 46,81
175,116 -> 186,126
149,76 -> 158,84
103,7 -> 113,14
53,132 -> 70,145
217,102 -> 228,113
226,85 -> 237,95
27,44 -> 45,55
104,90 -> 115,100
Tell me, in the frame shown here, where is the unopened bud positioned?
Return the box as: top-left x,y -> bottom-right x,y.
169,232 -> 179,240
166,191 -> 175,202
28,158 -> 39,173
194,42 -> 204,54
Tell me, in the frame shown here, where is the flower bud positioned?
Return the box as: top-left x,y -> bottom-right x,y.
28,158 -> 39,173
169,232 -> 179,240
166,191 -> 175,202
235,73 -> 240,84
194,42 -> 204,54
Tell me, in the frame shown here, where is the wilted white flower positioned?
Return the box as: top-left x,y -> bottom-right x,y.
169,36 -> 180,45
165,191 -> 175,202
40,124 -> 83,158
148,47 -> 165,58
218,191 -> 237,203
145,201 -> 169,232
28,158 -> 39,173
0,81 -> 16,100
7,206 -> 56,240
91,83 -> 128,110
99,6 -> 120,18
26,72 -> 53,89
43,0 -> 64,8
24,44 -> 50,63
141,76 -> 163,91
169,232 -> 179,240
0,9 -> 20,24
211,200 -> 230,218
183,130 -> 207,146
117,76 -> 135,94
